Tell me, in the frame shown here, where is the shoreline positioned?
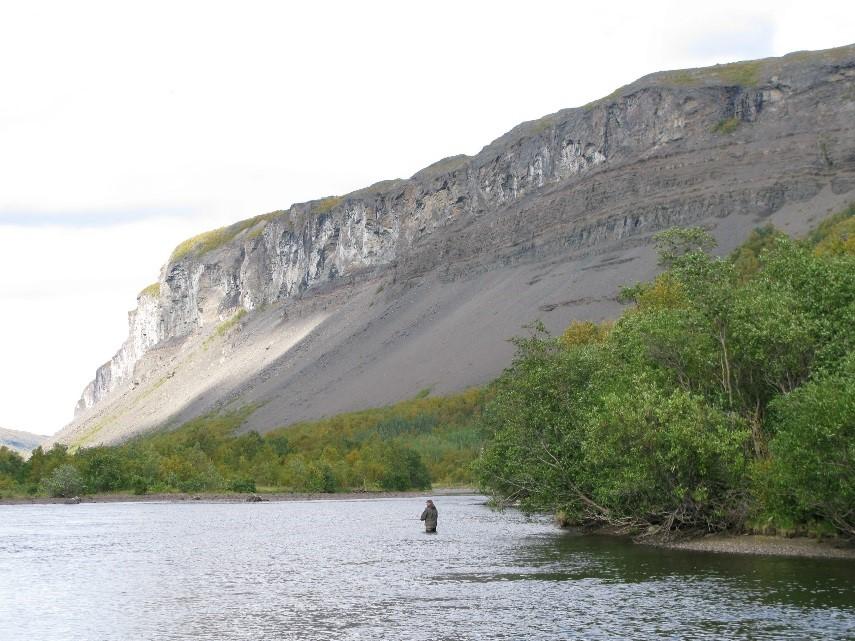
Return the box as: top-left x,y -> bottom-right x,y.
650,532 -> 855,560
561,524 -> 855,561
0,486 -> 478,506
4,490 -> 852,560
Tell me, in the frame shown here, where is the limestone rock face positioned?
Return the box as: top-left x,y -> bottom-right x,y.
60,45 -> 855,445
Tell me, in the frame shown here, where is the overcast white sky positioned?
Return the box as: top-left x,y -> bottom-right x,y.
1,0 -> 853,435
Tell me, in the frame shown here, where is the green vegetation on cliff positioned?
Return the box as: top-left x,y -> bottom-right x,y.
476,208 -> 854,538
138,282 -> 161,299
169,211 -> 282,262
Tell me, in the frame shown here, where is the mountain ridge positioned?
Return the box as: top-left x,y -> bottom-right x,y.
54,43 -> 855,447
0,427 -> 44,456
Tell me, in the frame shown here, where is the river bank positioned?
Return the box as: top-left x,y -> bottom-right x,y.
653,532 -> 855,560
0,486 -> 475,506
561,522 -> 855,560
4,489 -> 852,560
6,493 -> 853,640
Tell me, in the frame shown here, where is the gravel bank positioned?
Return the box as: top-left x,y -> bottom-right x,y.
655,533 -> 855,560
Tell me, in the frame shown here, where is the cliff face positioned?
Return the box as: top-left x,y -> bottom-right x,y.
61,45 -> 855,445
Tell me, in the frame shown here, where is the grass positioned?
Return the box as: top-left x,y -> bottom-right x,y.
215,309 -> 248,337
412,155 -> 469,180
246,224 -> 268,242
806,202 -> 855,252
202,308 -> 249,350
351,179 -> 407,195
666,71 -> 696,85
138,283 -> 161,299
312,196 -> 343,215
583,86 -> 624,109
136,374 -> 170,403
714,60 -> 762,86
529,115 -> 557,135
663,60 -> 764,89
169,211 -> 283,262
71,412 -> 121,450
712,117 -> 741,134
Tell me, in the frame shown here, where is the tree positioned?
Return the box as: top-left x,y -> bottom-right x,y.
376,444 -> 431,491
762,364 -> 855,537
653,227 -> 716,265
78,447 -> 125,492
0,447 -> 25,482
42,464 -> 85,497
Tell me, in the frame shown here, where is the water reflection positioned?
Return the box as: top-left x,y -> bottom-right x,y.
0,496 -> 852,641
496,532 -> 855,609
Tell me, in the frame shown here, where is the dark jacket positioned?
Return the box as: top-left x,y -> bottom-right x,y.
420,505 -> 438,530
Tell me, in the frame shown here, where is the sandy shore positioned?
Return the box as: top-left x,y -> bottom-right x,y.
651,533 -> 855,560
0,487 -> 479,506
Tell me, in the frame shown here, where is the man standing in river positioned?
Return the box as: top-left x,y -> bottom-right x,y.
420,499 -> 438,533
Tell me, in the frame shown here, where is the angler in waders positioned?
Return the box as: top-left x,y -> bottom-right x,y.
420,499 -> 438,533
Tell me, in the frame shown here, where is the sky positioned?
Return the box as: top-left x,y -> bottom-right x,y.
1,0 -> 853,436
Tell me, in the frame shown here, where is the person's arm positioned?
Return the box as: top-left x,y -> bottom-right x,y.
420,509 -> 427,521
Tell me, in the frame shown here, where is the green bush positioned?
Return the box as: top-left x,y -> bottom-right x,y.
761,365 -> 855,537
130,475 -> 149,495
582,380 -> 748,530
376,443 -> 431,491
303,462 -> 340,493
227,477 -> 257,493
477,212 -> 855,537
77,447 -> 125,492
42,464 -> 85,498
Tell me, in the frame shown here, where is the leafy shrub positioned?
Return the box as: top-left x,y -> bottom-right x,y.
227,478 -> 257,493
42,464 -> 85,498
130,476 -> 149,495
761,366 -> 855,537
303,462 -> 340,493
477,214 -> 855,537
77,447 -> 125,492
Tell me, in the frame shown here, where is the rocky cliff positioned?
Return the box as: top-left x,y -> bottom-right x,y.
57,44 -> 855,446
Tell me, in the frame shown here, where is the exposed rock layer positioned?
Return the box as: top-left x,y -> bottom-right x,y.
58,45 -> 855,446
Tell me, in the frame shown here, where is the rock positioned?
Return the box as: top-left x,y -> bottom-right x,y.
65,496 -> 81,505
55,44 -> 855,446
246,494 -> 265,503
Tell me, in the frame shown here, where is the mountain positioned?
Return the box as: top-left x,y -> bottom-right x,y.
0,427 -> 44,456
54,44 -> 855,448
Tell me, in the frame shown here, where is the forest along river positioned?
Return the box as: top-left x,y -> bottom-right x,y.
0,495 -> 853,641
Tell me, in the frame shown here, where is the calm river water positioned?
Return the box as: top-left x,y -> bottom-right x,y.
0,495 -> 853,640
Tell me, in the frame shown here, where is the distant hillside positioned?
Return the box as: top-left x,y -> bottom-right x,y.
56,43 -> 855,447
0,427 -> 44,456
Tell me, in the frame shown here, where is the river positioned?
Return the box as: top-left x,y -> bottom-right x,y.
0,495 -> 853,640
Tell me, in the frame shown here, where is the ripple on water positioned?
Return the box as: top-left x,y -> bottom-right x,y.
0,496 -> 853,641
